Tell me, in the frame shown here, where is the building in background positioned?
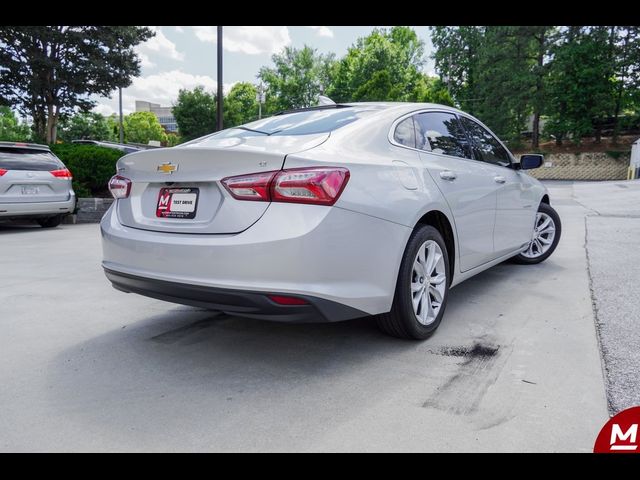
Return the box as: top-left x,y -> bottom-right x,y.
135,100 -> 177,133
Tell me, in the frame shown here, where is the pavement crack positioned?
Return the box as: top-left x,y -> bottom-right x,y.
583,216 -> 615,416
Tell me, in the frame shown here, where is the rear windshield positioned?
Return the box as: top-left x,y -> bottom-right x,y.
202,105 -> 385,142
0,148 -> 63,171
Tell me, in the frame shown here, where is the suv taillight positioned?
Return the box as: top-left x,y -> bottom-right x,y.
0,169 -> 7,176
221,167 -> 349,206
108,175 -> 132,199
50,168 -> 72,178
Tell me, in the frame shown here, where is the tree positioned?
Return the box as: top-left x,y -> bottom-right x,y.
327,27 -> 425,102
0,26 -> 153,143
172,86 -> 217,141
58,112 -> 113,142
412,76 -> 454,106
609,26 -> 640,142
224,82 -> 259,127
545,27 -> 616,145
259,46 -> 335,112
430,26 -> 484,113
123,111 -> 167,144
0,106 -> 30,141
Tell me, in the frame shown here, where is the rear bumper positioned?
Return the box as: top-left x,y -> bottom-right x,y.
101,201 -> 412,318
0,194 -> 76,217
105,268 -> 367,322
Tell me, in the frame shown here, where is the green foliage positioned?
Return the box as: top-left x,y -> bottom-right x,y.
224,82 -> 259,127
166,133 -> 182,147
431,25 -> 640,147
51,144 -> 124,198
0,26 -> 153,143
545,27 -> 616,145
58,112 -> 114,142
412,76 -> 454,105
327,27 -> 425,102
0,106 -> 31,141
123,111 -> 167,144
606,150 -> 626,159
259,46 -> 335,112
172,86 -> 217,141
430,26 -> 485,112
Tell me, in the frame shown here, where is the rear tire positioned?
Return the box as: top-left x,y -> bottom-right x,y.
38,215 -> 63,228
512,202 -> 561,265
376,225 -> 450,340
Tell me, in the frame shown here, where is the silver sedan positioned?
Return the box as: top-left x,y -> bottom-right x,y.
101,103 -> 561,339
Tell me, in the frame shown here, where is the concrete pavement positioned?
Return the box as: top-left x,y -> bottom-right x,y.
572,180 -> 640,414
0,186 -> 612,452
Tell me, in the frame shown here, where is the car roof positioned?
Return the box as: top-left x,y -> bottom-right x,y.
0,141 -> 50,151
343,101 -> 463,115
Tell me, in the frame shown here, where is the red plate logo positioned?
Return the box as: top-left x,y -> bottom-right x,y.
594,406 -> 640,453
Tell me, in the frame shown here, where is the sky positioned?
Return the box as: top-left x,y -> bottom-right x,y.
93,26 -> 435,116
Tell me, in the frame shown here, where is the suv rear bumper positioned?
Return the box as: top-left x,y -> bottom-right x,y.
105,268 -> 368,323
0,195 -> 76,217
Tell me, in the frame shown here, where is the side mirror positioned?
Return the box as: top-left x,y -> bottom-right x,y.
519,154 -> 544,170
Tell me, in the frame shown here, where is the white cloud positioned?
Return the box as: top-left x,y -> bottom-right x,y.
137,52 -> 155,68
191,26 -> 291,55
306,26 -> 334,38
93,70 -> 236,116
136,26 -> 184,64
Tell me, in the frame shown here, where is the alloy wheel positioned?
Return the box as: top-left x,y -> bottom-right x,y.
411,240 -> 447,326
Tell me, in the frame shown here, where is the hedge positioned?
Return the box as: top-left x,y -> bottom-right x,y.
51,144 -> 124,198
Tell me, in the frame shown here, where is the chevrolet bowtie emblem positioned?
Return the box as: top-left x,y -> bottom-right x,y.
157,163 -> 178,174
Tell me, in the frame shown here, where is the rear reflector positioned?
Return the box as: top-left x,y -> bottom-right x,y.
221,167 -> 350,206
50,168 -> 72,178
108,175 -> 132,199
0,169 -> 7,176
267,295 -> 309,305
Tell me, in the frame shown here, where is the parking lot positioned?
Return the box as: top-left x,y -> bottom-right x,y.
2,180 -> 639,452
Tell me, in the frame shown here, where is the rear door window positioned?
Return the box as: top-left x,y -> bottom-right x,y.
459,116 -> 512,167
414,112 -> 473,159
0,148 -> 63,171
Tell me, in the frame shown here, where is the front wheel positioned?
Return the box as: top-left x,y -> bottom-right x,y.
376,225 -> 450,340
512,202 -> 561,265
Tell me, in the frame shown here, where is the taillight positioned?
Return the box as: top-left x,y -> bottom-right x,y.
0,169 -> 7,176
271,167 -> 349,206
221,167 -> 349,206
221,171 -> 276,201
108,175 -> 132,199
50,168 -> 72,178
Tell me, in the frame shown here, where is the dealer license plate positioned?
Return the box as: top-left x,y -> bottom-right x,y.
156,187 -> 199,219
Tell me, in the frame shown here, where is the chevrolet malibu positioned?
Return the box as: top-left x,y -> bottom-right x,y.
101,103 -> 561,339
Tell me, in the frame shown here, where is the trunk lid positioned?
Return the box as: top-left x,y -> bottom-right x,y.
115,132 -> 329,234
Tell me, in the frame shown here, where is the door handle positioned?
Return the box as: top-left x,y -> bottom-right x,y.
439,170 -> 457,181
494,176 -> 506,184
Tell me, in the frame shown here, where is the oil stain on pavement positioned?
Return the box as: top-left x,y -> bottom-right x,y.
423,341 -> 506,416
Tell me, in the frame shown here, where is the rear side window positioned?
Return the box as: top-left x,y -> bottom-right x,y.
393,117 -> 416,148
0,148 -> 63,171
414,112 -> 472,159
459,116 -> 511,167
